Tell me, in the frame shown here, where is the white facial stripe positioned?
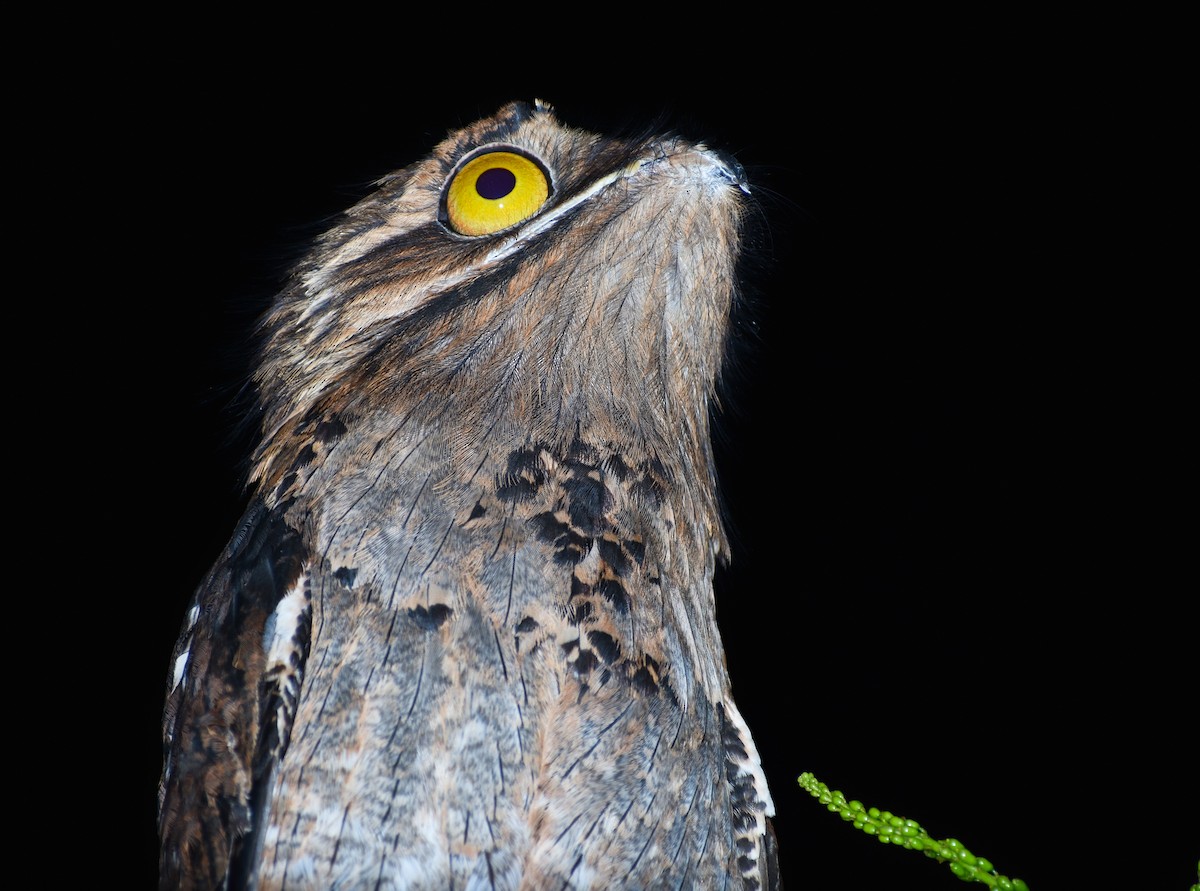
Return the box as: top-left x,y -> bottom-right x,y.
484,157 -> 654,266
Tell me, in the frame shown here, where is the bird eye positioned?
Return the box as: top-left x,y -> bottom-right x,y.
442,149 -> 551,236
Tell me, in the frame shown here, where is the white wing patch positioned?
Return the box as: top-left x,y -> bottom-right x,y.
724,698 -> 775,818
171,648 -> 190,692
169,603 -> 202,693
261,570 -> 312,754
722,698 -> 776,887
264,578 -> 309,668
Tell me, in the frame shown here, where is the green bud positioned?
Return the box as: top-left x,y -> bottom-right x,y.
798,770 -> 1024,889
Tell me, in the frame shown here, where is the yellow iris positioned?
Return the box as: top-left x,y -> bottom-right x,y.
443,150 -> 551,236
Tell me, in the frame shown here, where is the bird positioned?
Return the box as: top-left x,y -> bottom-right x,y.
158,98 -> 779,890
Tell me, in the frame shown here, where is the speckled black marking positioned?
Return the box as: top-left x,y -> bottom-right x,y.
530,511 -> 568,545
314,416 -> 347,442
563,473 -> 611,535
529,512 -> 592,565
596,578 -> 629,613
631,666 -> 660,696
565,434 -> 599,466
467,500 -> 486,520
276,472 -> 297,499
409,604 -> 453,630
565,536 -> 591,564
723,721 -> 749,761
587,631 -> 620,664
622,538 -> 645,566
595,537 -> 631,576
333,567 -> 357,588
515,616 -> 539,634
570,600 -> 593,623
561,632 -> 675,700
290,443 -> 316,472
603,454 -> 631,482
495,447 -> 547,502
631,457 -> 668,507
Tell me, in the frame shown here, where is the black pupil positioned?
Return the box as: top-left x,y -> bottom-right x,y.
476,167 -> 517,200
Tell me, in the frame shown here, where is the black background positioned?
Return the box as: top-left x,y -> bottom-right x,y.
64,15 -> 1191,890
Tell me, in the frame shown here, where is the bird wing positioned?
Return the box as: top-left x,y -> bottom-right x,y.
158,497 -> 309,890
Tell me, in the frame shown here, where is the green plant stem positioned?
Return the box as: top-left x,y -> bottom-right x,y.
798,772 -> 1029,890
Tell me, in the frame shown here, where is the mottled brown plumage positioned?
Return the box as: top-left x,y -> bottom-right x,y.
159,99 -> 778,890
